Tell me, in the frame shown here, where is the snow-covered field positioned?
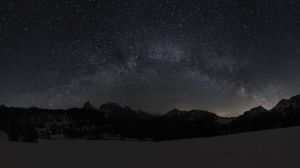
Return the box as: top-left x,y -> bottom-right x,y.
0,127 -> 299,168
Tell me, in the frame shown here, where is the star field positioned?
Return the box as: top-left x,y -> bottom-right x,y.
0,0 -> 300,116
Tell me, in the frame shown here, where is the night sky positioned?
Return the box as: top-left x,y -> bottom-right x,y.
1,0 -> 300,116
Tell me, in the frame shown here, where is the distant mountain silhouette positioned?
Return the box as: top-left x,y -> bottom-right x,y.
230,95 -> 300,133
272,94 -> 300,113
241,106 -> 269,118
163,109 -> 218,121
82,101 -> 97,110
0,94 -> 300,142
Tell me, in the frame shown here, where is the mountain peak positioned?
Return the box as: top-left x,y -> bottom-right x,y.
164,109 -> 184,117
253,106 -> 267,111
272,94 -> 300,112
0,104 -> 7,109
290,94 -> 300,102
242,106 -> 268,117
82,101 -> 96,110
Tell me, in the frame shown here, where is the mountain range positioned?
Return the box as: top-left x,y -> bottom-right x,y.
0,94 -> 299,142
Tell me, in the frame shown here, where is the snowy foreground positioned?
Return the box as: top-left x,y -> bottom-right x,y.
0,127 -> 299,168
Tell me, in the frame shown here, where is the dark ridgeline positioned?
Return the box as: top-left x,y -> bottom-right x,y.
0,94 -> 300,143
